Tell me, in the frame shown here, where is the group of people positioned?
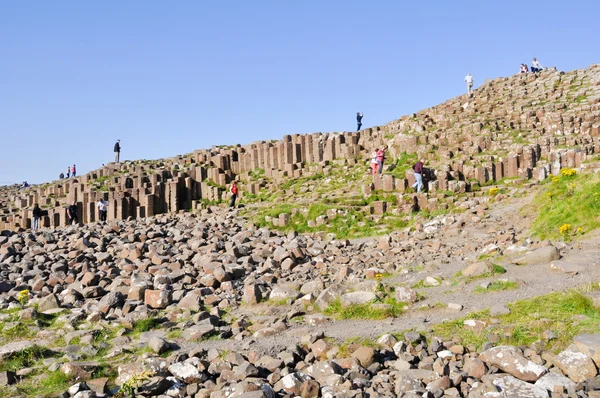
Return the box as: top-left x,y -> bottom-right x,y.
464,57 -> 546,97
59,164 -> 77,179
63,197 -> 108,227
519,58 -> 544,74
370,148 -> 386,174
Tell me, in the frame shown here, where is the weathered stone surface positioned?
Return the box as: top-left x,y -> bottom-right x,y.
0,340 -> 37,359
340,291 -> 376,307
478,346 -> 547,382
462,261 -> 493,277
168,362 -> 208,383
513,246 -> 560,265
553,348 -> 597,382
574,333 -> 600,367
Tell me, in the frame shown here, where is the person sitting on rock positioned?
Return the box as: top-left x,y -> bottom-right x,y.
67,201 -> 78,225
519,64 -> 528,74
59,172 -> 64,179
531,57 -> 544,73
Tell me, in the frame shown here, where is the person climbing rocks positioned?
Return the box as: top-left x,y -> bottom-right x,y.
72,164 -> 76,177
370,150 -> 379,174
67,201 -> 78,225
97,198 -> 108,222
412,159 -> 425,193
531,57 -> 544,73
376,147 -> 386,174
229,180 -> 239,208
357,112 -> 363,131
32,203 -> 42,231
114,139 -> 121,163
465,73 -> 474,97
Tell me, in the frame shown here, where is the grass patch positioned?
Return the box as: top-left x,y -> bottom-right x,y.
385,152 -> 419,179
431,289 -> 600,352
0,370 -> 75,398
324,298 -> 406,320
131,318 -> 161,335
530,172 -> 600,240
474,280 -> 518,294
412,277 -> 442,288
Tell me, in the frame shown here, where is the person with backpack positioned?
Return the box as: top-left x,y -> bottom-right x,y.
32,203 -> 42,231
229,180 -> 239,208
72,164 -> 76,177
114,140 -> 121,163
67,201 -> 78,225
412,159 -> 425,193
97,198 -> 109,222
356,112 -> 363,131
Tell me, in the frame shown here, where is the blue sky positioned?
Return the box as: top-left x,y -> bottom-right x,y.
1,1 -> 599,184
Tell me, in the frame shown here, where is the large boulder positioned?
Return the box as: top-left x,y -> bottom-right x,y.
553,348 -> 597,382
340,291 -> 376,307
478,346 -> 547,382
462,261 -> 494,277
513,246 -> 560,265
573,333 -> 600,367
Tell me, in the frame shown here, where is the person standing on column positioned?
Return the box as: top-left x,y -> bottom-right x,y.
464,73 -> 474,97
72,164 -> 76,177
97,198 -> 109,223
356,112 -> 363,131
229,180 -> 239,208
66,166 -> 71,178
32,203 -> 42,231
114,139 -> 121,163
376,147 -> 386,174
412,159 -> 425,193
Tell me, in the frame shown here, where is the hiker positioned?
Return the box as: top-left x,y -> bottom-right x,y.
229,180 -> 238,208
376,147 -> 386,174
114,140 -> 121,163
97,198 -> 108,222
32,204 -> 42,231
370,151 -> 379,174
412,159 -> 425,193
464,73 -> 474,96
72,164 -> 76,177
59,172 -> 64,179
67,201 -> 78,225
66,167 -> 70,178
356,112 -> 363,131
531,57 -> 544,73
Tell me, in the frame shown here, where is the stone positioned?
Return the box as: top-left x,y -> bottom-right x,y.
144,289 -> 172,309
484,375 -> 550,398
0,340 -> 37,359
168,362 -> 208,383
489,304 -> 511,316
573,333 -> 600,367
148,336 -> 169,354
549,260 -> 583,274
37,294 -> 61,312
0,370 -> 16,386
461,261 -> 493,277
478,346 -> 547,382
463,357 -> 486,379
340,291 -> 376,307
553,348 -> 597,382
351,346 -> 376,367
182,324 -> 215,341
513,246 -> 560,265
534,372 -> 576,393
394,287 -> 419,303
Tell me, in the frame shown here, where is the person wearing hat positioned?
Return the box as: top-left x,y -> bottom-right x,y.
114,139 -> 121,163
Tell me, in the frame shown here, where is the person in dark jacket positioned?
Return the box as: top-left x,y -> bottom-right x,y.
32,204 -> 42,231
67,201 -> 78,225
356,112 -> 363,131
59,172 -> 65,179
114,140 -> 121,163
412,159 -> 425,193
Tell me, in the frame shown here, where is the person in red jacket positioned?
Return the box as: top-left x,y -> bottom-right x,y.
72,164 -> 77,177
229,180 -> 239,208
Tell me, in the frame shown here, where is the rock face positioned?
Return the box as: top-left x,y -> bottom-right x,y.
478,346 -> 547,382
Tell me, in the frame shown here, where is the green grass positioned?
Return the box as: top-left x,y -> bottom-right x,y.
431,289 -> 600,352
412,277 -> 442,288
530,172 -> 600,240
324,298 -> 406,320
0,370 -> 75,398
474,280 -> 519,294
132,318 -> 161,335
0,345 -> 52,372
385,152 -> 419,179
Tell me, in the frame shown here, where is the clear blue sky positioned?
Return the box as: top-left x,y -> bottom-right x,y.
1,1 -> 599,184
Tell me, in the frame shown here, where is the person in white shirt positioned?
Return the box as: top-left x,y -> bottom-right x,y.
531,58 -> 544,73
464,73 -> 474,96
97,199 -> 109,222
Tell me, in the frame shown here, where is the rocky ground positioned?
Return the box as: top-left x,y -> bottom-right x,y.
2,187 -> 600,397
